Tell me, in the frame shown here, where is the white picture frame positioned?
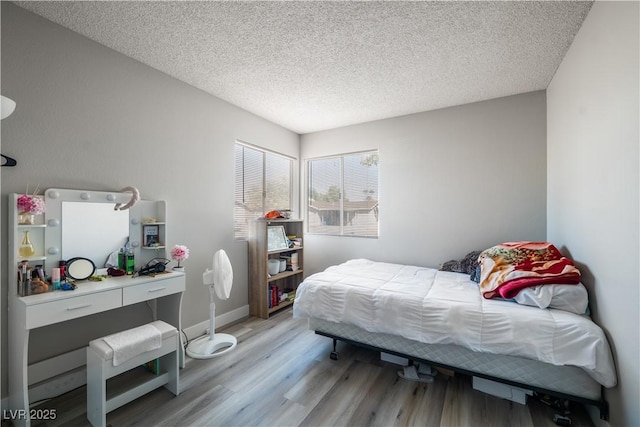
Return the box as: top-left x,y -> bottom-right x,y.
267,225 -> 289,251
143,224 -> 160,247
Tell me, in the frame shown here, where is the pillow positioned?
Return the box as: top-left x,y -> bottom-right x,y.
439,250 -> 482,276
513,282 -> 589,314
440,259 -> 463,272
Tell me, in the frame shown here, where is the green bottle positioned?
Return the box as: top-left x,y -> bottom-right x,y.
118,249 -> 125,270
126,250 -> 135,275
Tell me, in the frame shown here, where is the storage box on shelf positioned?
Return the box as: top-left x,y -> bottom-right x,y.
248,219 -> 304,318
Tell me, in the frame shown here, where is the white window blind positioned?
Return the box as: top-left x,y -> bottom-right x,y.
308,151 -> 379,237
234,143 -> 292,240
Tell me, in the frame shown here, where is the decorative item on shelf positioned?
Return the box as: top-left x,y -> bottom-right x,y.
18,212 -> 35,225
267,225 -> 289,251
19,230 -> 35,257
264,210 -> 284,219
16,188 -> 45,225
171,244 -> 189,271
143,224 -> 160,247
268,259 -> 280,276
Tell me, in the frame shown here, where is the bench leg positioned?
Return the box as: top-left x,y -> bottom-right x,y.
86,347 -> 107,427
163,335 -> 179,396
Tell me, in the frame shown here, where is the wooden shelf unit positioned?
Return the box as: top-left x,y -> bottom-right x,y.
248,219 -> 304,319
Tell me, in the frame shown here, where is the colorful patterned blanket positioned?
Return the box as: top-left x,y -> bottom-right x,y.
479,242 -> 581,299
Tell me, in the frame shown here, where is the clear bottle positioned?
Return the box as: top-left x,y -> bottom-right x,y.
19,230 -> 35,257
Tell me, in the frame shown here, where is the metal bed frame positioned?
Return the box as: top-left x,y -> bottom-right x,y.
316,330 -> 609,421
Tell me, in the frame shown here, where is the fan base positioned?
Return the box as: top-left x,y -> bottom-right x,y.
186,333 -> 237,359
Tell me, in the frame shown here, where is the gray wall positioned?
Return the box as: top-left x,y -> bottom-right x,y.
1,3 -> 299,397
547,2 -> 639,426
301,91 -> 547,275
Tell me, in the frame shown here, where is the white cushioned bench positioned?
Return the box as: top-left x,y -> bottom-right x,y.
86,320 -> 179,427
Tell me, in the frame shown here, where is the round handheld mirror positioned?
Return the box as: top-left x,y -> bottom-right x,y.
66,257 -> 96,281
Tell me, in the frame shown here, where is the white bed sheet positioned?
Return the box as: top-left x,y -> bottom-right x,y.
293,259 -> 616,387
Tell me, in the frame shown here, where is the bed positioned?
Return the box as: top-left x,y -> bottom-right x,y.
292,257 -> 617,420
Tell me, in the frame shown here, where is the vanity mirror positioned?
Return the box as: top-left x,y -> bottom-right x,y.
44,189 -> 141,273
42,188 -> 167,278
62,202 -> 129,268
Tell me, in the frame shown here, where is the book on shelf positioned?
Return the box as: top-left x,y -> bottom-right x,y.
269,285 -> 282,308
281,252 -> 299,271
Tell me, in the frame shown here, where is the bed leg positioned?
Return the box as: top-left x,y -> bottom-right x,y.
330,339 -> 339,360
599,400 -> 609,420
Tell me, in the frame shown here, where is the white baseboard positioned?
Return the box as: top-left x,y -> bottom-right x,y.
9,305 -> 250,406
29,368 -> 87,405
182,304 -> 249,341
29,348 -> 85,385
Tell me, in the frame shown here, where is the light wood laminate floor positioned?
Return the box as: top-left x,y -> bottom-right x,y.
30,310 -> 594,427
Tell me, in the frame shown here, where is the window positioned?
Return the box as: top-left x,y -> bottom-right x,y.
234,143 -> 293,240
308,151 -> 379,237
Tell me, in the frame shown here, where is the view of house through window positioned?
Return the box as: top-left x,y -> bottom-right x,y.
308,151 -> 379,237
234,143 -> 292,240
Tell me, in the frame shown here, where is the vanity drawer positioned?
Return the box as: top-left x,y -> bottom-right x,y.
123,276 -> 185,305
26,290 -> 122,329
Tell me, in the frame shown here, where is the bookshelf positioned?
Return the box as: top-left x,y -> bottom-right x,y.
248,219 -> 303,319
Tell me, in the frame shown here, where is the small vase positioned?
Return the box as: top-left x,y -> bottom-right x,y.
18,212 -> 35,225
172,266 -> 185,272
19,230 -> 35,258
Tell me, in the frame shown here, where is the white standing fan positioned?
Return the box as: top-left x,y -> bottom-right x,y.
186,249 -> 237,359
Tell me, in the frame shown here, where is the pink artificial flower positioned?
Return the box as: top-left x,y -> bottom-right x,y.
17,194 -> 45,215
29,197 -> 45,215
171,244 -> 190,267
17,195 -> 32,212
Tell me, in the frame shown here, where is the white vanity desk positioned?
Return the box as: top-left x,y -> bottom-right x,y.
7,188 -> 184,426
8,272 -> 185,426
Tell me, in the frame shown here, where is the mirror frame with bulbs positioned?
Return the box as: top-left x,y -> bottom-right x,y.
43,188 -> 167,279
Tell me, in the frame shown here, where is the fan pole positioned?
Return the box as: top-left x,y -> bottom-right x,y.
208,286 -> 216,340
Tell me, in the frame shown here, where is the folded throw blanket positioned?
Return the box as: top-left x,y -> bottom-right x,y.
103,323 -> 162,366
479,241 -> 581,300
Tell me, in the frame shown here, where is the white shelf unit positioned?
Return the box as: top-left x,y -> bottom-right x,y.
9,195 -> 47,296
9,190 -> 169,297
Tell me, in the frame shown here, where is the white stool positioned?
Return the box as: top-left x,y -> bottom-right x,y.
86,321 -> 180,427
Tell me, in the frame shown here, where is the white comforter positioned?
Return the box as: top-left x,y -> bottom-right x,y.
293,259 -> 616,387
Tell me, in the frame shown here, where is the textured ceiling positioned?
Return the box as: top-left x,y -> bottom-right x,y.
13,1 -> 593,134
